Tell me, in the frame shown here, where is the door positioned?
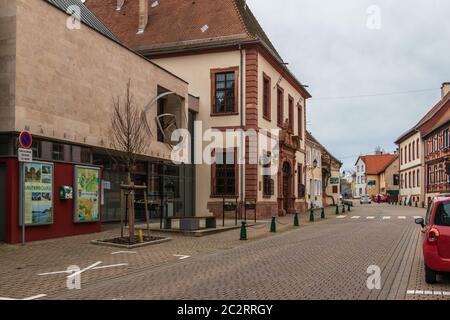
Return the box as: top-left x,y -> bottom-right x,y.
0,164 -> 6,242
434,201 -> 450,259
282,162 -> 292,213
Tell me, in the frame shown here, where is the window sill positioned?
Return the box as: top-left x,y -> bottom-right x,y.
263,115 -> 272,122
210,112 -> 239,117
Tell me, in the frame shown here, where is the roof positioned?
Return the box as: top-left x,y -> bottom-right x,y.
306,132 -> 342,166
396,90 -> 450,144
85,0 -> 311,98
357,154 -> 398,175
47,0 -> 119,42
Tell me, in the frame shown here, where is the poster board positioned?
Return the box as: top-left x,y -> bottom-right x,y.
21,162 -> 54,226
74,166 -> 100,223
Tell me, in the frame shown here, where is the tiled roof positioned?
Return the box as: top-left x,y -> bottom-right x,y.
47,0 -> 119,42
85,0 -> 281,59
359,154 -> 398,175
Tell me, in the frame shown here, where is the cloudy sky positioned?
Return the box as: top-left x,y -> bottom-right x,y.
247,0 -> 450,172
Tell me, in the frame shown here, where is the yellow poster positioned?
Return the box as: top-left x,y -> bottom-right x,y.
74,166 -> 100,223
23,163 -> 53,225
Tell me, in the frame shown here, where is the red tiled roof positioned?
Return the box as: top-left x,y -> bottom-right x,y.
85,0 -> 281,59
359,154 -> 398,175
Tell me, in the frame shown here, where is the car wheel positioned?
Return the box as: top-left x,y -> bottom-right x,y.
425,265 -> 437,284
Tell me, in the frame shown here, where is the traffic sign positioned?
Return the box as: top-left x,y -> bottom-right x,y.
19,131 -> 33,149
18,148 -> 33,163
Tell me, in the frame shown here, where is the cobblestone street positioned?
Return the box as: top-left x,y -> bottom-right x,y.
0,203 -> 448,300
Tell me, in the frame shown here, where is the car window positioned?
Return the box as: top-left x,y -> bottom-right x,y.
434,202 -> 450,227
425,203 -> 434,226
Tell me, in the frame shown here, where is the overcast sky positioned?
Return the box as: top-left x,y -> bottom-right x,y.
247,0 -> 450,172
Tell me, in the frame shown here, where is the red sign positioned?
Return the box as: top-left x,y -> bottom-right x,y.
19,131 -> 33,149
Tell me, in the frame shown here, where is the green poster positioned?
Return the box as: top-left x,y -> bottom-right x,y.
23,162 -> 54,225
74,166 -> 100,223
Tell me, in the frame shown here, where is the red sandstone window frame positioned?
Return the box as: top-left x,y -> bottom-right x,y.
288,95 -> 294,132
277,86 -> 284,127
211,148 -> 239,198
262,73 -> 271,121
297,103 -> 303,140
210,67 -> 239,116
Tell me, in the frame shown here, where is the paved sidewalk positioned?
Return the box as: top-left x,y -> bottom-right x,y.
0,207 -> 335,300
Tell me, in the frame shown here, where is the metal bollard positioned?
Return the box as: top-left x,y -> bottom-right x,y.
240,221 -> 247,240
342,204 -> 346,213
335,205 -> 340,215
348,203 -> 351,212
310,208 -> 315,222
294,211 -> 300,227
321,208 -> 325,219
270,217 -> 277,233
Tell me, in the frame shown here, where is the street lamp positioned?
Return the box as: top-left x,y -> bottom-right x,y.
310,158 -> 318,222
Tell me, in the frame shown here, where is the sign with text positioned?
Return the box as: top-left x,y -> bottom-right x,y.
18,148 -> 33,163
22,162 -> 54,226
74,166 -> 100,223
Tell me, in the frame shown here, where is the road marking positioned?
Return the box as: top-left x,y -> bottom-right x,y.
443,292 -> 450,296
111,251 -> 137,255
92,263 -> 128,270
336,216 -> 347,219
406,290 -> 415,295
38,270 -> 71,276
383,216 -> 391,220
398,216 -> 406,220
0,294 -> 47,301
174,255 -> 191,260
67,261 -> 102,279
413,216 -> 423,220
351,216 -> 360,219
424,291 -> 433,295
366,216 -> 375,220
433,291 -> 442,295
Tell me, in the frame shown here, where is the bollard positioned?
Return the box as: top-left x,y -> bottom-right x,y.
240,221 -> 247,240
422,201 -> 425,208
310,208 -> 315,222
294,211 -> 300,227
415,202 -> 418,208
342,204 -> 346,213
347,203 -> 351,212
321,208 -> 325,219
270,217 -> 277,233
335,205 -> 340,215
138,229 -> 144,243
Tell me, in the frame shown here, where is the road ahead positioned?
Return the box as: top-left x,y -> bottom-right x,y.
46,203 -> 450,300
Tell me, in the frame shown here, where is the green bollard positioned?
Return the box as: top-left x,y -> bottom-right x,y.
294,211 -> 300,227
422,201 -> 425,208
270,217 -> 277,233
335,205 -> 340,215
321,208 -> 325,219
342,204 -> 346,213
347,203 -> 351,212
240,221 -> 247,240
310,208 -> 315,222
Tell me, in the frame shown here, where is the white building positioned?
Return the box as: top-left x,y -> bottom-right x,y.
354,158 -> 366,198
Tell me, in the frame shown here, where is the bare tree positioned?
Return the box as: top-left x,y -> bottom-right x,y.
110,80 -> 149,241
111,80 -> 148,181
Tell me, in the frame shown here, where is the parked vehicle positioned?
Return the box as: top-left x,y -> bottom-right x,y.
415,195 -> 450,284
374,194 -> 389,203
360,195 -> 372,205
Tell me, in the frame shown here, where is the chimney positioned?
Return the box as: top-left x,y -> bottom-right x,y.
441,82 -> 450,98
137,0 -> 149,34
116,0 -> 126,11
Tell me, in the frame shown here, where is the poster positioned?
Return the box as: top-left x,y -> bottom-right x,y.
23,162 -> 54,225
74,166 -> 100,223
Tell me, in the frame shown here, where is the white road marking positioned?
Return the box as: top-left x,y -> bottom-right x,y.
433,291 -> 442,295
415,290 -> 424,295
174,255 -> 191,260
424,291 -> 433,295
38,270 -> 71,276
336,216 -> 347,219
398,216 -> 406,220
67,261 -> 102,279
366,216 -> 375,220
383,216 -> 391,220
443,292 -> 450,296
92,263 -> 128,270
0,294 -> 47,301
406,290 -> 415,295
111,251 -> 137,255
351,216 -> 361,219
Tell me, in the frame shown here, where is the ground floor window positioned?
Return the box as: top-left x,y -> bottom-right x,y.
212,149 -> 237,197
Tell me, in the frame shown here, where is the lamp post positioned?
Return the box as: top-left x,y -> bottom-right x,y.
310,159 -> 318,222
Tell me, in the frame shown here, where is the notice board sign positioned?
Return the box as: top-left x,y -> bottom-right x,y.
74,166 -> 100,223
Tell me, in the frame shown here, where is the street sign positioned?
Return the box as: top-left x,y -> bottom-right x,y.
19,131 -> 33,149
18,148 -> 33,163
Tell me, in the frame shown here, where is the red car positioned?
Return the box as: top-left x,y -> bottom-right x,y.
415,196 -> 450,284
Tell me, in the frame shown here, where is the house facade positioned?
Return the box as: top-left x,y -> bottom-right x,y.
0,0 -> 192,243
417,84 -> 450,203
306,133 -> 323,209
379,156 -> 400,201
87,0 -> 312,218
354,158 -> 366,198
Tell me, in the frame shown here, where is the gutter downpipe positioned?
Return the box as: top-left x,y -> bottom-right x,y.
239,44 -> 245,216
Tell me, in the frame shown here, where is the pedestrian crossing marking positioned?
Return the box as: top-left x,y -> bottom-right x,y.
382,216 -> 391,220
351,216 -> 360,219
366,216 -> 375,220
336,216 -> 347,219
407,290 -> 450,297
398,216 -> 406,220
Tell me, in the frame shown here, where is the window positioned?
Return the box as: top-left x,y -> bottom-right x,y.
413,171 -> 416,188
277,86 -> 284,127
400,148 -> 403,165
435,203 -> 450,227
297,104 -> 303,139
408,143 -> 411,162
263,151 -> 274,197
52,143 -> 64,161
412,143 -> 415,161
408,172 -> 411,188
417,169 -> 420,188
298,164 -> 305,198
211,68 -> 238,115
212,149 -> 237,196
416,139 -> 420,159
263,73 -> 271,120
288,95 -> 294,132
31,140 -> 42,159
394,174 -> 400,186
